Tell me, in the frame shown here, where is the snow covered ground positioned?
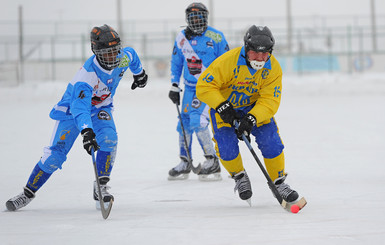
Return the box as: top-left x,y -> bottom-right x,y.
1,73 -> 385,245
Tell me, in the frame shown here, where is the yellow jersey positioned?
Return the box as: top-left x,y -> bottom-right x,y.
196,46 -> 282,125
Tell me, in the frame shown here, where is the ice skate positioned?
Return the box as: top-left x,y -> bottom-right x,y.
93,177 -> 114,210
273,174 -> 299,203
168,156 -> 191,180
232,170 -> 252,204
6,187 -> 35,211
198,155 -> 222,181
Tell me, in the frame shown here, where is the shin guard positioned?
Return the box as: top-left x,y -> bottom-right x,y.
26,163 -> 52,192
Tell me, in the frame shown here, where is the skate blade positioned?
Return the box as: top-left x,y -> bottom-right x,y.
198,173 -> 222,182
246,198 -> 252,207
168,174 -> 189,181
95,201 -> 111,210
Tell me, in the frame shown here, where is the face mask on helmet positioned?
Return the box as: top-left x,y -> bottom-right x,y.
93,45 -> 122,70
185,3 -> 209,35
186,11 -> 208,35
246,50 -> 270,71
90,25 -> 122,70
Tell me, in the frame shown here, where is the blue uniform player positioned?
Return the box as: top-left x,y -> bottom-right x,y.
168,2 -> 229,181
6,24 -> 148,211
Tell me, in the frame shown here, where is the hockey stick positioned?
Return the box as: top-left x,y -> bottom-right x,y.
234,121 -> 307,212
176,104 -> 201,174
91,148 -> 113,219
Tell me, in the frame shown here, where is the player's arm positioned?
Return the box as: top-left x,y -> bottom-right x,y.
170,41 -> 184,85
217,32 -> 230,57
196,60 -> 230,109
122,47 -> 148,90
70,81 -> 94,131
248,71 -> 282,123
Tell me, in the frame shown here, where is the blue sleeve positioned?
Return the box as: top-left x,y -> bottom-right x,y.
170,40 -> 184,85
216,32 -> 230,57
123,47 -> 143,75
70,82 -> 94,131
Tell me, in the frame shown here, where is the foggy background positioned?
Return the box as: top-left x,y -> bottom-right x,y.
0,0 -> 384,84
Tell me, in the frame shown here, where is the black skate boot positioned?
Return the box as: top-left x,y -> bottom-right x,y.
198,155 -> 222,181
168,156 -> 191,180
93,176 -> 114,210
6,187 -> 35,211
274,174 -> 299,203
232,170 -> 252,202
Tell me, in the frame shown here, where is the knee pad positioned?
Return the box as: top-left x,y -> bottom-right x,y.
96,127 -> 118,152
177,118 -> 192,135
195,127 -> 215,156
214,127 -> 239,161
190,113 -> 209,132
38,146 -> 67,174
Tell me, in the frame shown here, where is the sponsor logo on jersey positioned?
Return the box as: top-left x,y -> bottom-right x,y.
191,97 -> 202,109
118,55 -> 129,68
261,69 -> 269,79
107,78 -> 113,84
206,41 -> 213,48
92,93 -> 111,105
98,110 -> 111,120
180,38 -> 186,47
78,91 -> 85,99
204,30 -> 222,43
187,56 -> 202,75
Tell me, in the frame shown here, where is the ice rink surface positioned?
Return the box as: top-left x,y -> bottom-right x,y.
1,73 -> 384,244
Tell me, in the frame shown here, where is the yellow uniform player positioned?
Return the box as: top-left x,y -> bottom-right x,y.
197,25 -> 300,203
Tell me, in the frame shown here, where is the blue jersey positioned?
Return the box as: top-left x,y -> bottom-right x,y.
171,26 -> 229,88
49,47 -> 143,131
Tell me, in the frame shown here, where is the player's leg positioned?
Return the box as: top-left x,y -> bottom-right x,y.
189,97 -> 221,180
209,108 -> 252,200
252,118 -> 299,202
6,119 -> 79,211
91,108 -> 117,207
168,89 -> 193,180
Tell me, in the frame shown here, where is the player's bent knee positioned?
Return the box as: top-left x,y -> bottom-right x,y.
97,128 -> 118,152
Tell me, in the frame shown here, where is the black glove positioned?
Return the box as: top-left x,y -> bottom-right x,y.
81,128 -> 100,155
168,83 -> 182,105
131,70 -> 148,90
236,114 -> 256,141
216,101 -> 239,125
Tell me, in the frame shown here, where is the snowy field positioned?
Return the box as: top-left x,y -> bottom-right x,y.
1,73 -> 385,245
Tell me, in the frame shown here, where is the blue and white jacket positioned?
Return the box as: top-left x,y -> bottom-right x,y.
49,47 -> 143,131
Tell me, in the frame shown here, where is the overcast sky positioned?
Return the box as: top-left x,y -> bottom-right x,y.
1,0 -> 384,22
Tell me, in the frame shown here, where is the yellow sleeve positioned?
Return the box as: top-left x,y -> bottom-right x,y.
249,64 -> 282,123
196,48 -> 239,109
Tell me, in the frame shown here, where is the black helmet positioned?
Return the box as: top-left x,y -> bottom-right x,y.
244,25 -> 275,54
90,24 -> 122,70
185,2 -> 209,35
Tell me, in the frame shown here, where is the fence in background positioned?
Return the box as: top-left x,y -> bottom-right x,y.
0,14 -> 384,84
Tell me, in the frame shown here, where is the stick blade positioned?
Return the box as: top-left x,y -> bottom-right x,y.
100,199 -> 114,219
191,163 -> 202,174
281,197 -> 307,212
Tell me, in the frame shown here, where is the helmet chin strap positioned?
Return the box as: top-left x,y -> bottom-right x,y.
249,60 -> 265,71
